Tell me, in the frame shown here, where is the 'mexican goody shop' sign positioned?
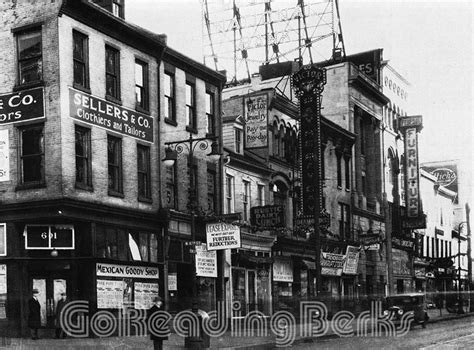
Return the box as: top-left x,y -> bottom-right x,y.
96,263 -> 159,279
69,88 -> 153,143
206,222 -> 241,251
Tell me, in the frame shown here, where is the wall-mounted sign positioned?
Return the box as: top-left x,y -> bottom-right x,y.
0,264 -> 6,294
0,130 -> 9,182
398,115 -> 422,129
401,214 -> 426,229
24,224 -> 74,250
343,246 -> 360,275
168,273 -> 177,291
404,128 -> 420,218
244,93 -> 268,149
320,252 -> 345,276
96,263 -> 159,279
206,222 -> 241,250
392,236 -> 415,250
345,49 -> 383,84
422,162 -> 459,195
69,88 -> 154,143
0,224 -> 5,256
0,87 -> 45,125
250,205 -> 284,228
195,244 -> 217,278
273,258 -> 293,282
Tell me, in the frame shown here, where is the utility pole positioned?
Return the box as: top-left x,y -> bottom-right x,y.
383,193 -> 394,295
466,203 -> 472,311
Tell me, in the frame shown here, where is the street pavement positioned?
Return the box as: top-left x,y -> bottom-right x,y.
0,308 -> 471,349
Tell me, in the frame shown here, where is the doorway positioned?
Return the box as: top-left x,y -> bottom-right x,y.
30,273 -> 67,328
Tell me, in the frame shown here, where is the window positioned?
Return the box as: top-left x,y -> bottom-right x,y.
96,226 -> 127,260
16,28 -> 42,85
257,184 -> 265,206
225,174 -> 234,214
107,135 -> 122,194
137,144 -> 151,200
339,203 -> 350,240
273,182 -> 287,207
273,123 -> 280,156
359,119 -> 365,155
336,153 -> 342,188
105,45 -> 120,99
425,236 -> 429,257
20,124 -> 44,185
73,30 -> 89,89
165,164 -> 177,209
206,91 -> 215,135
112,0 -> 124,18
345,156 -> 351,190
186,82 -> 196,130
207,170 -> 217,213
235,128 -> 242,154
135,60 -> 149,110
242,180 -> 250,221
75,126 -> 92,188
164,72 -> 175,122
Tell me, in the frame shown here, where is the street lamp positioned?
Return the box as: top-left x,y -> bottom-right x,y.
161,133 -> 221,309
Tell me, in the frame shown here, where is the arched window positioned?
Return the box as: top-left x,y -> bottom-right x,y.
273,121 -> 279,156
273,181 -> 288,207
279,125 -> 285,158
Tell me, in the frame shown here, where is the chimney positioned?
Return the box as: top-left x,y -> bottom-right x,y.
91,0 -> 125,19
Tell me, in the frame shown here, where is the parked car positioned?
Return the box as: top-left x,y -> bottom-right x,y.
383,293 -> 429,329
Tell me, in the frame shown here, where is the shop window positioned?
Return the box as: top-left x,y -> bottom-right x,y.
19,124 -> 44,186
397,279 -> 404,294
207,169 -> 217,213
164,72 -> 175,123
16,27 -> 42,85
105,45 -> 120,100
206,91 -> 215,135
96,225 -> 126,260
75,125 -> 92,189
165,163 -> 177,209
234,128 -> 242,154
186,81 -> 196,131
107,135 -> 122,195
135,60 -> 149,111
128,232 -> 158,263
137,144 -> 151,200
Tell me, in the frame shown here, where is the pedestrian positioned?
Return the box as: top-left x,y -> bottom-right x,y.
147,296 -> 168,350
55,292 -> 68,338
28,289 -> 41,340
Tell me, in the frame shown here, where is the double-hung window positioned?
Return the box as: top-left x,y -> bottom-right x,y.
19,124 -> 44,185
75,126 -> 92,188
137,144 -> 151,200
112,0 -> 124,18
242,180 -> 250,221
73,30 -> 89,89
135,60 -> 149,111
235,128 -> 242,154
105,45 -> 120,100
225,174 -> 234,214
107,135 -> 122,195
206,91 -> 215,135
186,82 -> 196,131
164,72 -> 175,122
16,28 -> 42,85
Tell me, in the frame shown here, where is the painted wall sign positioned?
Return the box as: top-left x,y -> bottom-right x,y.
206,222 -> 241,250
250,205 -> 284,228
69,88 -> 153,143
422,163 -> 459,195
195,244 -> 217,278
320,252 -> 345,276
96,263 -> 159,279
244,93 -> 268,148
343,246 -> 360,275
273,258 -> 293,282
24,224 -> 74,250
0,88 -> 44,125
0,130 -> 9,182
345,49 -> 383,84
405,128 -> 420,218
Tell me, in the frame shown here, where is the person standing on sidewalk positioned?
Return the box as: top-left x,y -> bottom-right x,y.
27,289 -> 41,340
147,296 -> 168,350
55,292 -> 68,338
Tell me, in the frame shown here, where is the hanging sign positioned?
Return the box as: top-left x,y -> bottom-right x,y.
0,130 -> 9,182
206,222 -> 241,250
244,93 -> 268,149
195,244 -> 217,278
343,246 -> 360,275
250,205 -> 285,228
273,258 -> 293,282
320,252 -> 345,276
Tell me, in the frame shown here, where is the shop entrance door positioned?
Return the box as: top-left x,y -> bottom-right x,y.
231,268 -> 257,316
30,274 -> 67,329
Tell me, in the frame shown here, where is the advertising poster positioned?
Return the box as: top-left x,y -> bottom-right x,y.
96,279 -> 125,309
0,264 -> 6,294
243,93 -> 268,149
0,224 -> 5,256
168,273 -> 177,291
273,259 -> 293,282
134,282 -> 159,310
321,252 -> 345,276
206,223 -> 241,251
343,246 -> 360,275
0,130 -> 9,182
195,244 -> 217,278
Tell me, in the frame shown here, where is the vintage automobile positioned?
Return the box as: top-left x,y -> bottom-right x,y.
383,293 -> 429,329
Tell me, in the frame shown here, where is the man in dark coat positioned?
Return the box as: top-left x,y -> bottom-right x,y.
28,289 -> 41,340
55,292 -> 67,338
147,296 -> 168,350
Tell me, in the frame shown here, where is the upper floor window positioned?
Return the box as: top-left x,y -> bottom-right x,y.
164,72 -> 175,122
135,60 -> 149,111
75,125 -> 92,188
186,82 -> 196,130
107,135 -> 122,194
73,30 -> 89,89
19,124 -> 44,185
105,45 -> 120,100
359,119 -> 365,155
339,203 -> 350,240
273,122 -> 280,156
137,144 -> 151,200
257,184 -> 265,206
206,91 -> 215,135
112,0 -> 124,18
336,153 -> 342,188
17,28 -> 42,85
234,128 -> 242,154
273,182 -> 287,207
242,180 -> 250,221
225,174 -> 234,214
344,156 -> 351,190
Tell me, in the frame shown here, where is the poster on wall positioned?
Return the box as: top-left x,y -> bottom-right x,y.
168,273 -> 177,291
0,264 -> 6,294
96,279 -> 125,309
273,259 -> 293,282
206,223 -> 241,251
243,93 -> 268,149
195,244 -> 217,278
343,246 -> 360,275
320,252 -> 345,276
0,130 -> 9,182
134,282 -> 159,310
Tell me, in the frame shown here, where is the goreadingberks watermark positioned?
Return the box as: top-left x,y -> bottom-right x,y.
60,301 -> 415,347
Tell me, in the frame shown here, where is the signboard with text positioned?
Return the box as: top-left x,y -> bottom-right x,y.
0,130 -> 9,182
244,93 -> 268,149
195,244 -> 217,278
345,49 -> 383,84
250,205 -> 284,228
69,88 -> 154,143
273,258 -> 293,282
0,88 -> 45,125
24,224 -> 74,249
206,222 -> 241,250
343,246 -> 360,275
96,263 -> 159,279
422,162 -> 458,196
321,252 -> 345,276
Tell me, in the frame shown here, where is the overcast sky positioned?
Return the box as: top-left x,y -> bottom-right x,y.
126,0 -> 473,171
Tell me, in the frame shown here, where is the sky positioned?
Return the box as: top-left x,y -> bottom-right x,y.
126,0 -> 473,189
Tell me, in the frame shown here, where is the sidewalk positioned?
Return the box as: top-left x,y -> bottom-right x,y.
2,309 -> 472,350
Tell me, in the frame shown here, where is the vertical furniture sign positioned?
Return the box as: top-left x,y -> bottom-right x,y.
0,130 -> 9,182
244,93 -> 268,149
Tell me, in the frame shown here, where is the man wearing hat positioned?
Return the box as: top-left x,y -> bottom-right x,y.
55,292 -> 68,338
28,289 -> 41,340
147,296 -> 168,350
